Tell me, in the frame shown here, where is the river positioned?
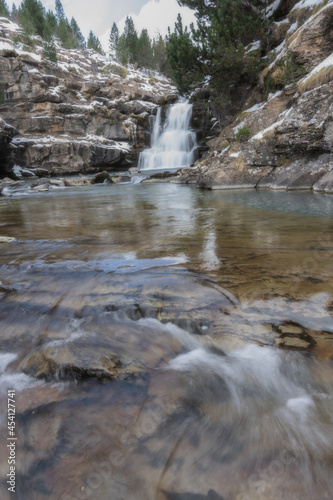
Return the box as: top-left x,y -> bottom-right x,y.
0,183 -> 333,500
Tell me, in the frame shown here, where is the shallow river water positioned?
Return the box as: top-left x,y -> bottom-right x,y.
0,183 -> 333,500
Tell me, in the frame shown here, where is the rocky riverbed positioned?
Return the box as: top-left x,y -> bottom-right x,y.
0,184 -> 333,499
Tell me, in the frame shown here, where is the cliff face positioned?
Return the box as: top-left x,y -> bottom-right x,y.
177,0 -> 333,193
0,17 -> 177,178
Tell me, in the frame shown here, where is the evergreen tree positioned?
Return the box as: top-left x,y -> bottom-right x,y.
153,33 -> 170,75
43,15 -> 57,64
166,14 -> 202,94
87,30 -> 103,54
0,0 -> 10,18
44,10 -> 57,34
11,3 -> 19,23
18,0 -> 46,37
56,17 -> 72,48
55,0 -> 65,21
54,0 -> 75,48
115,33 -> 130,65
70,17 -> 85,48
137,29 -> 153,68
109,22 -> 119,55
123,16 -> 138,64
171,0 -> 265,94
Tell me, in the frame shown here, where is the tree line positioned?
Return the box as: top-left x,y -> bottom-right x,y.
0,0 -> 268,93
109,17 -> 170,75
0,0 -> 103,63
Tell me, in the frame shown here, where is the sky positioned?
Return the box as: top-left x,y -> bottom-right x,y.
6,0 -> 197,51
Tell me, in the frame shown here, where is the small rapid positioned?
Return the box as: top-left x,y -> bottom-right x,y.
138,100 -> 197,172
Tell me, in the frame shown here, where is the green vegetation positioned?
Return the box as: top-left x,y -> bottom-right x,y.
0,0 -> 10,18
149,76 -> 157,85
264,50 -> 309,96
102,64 -> 128,78
109,16 -> 170,74
166,14 -> 201,94
0,0 -> 90,63
87,30 -> 103,54
236,127 -> 252,142
166,0 -> 266,95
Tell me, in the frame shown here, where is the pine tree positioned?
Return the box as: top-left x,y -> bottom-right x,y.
44,10 -> 57,34
123,16 -> 138,64
87,30 -> 103,54
166,14 -> 202,94
43,15 -> 57,64
18,0 -> 46,37
153,34 -> 170,75
137,29 -> 153,69
109,22 -> 119,55
11,3 -> 19,23
169,0 -> 265,94
0,0 -> 10,18
55,0 -> 65,21
70,17 -> 85,48
116,33 -> 129,65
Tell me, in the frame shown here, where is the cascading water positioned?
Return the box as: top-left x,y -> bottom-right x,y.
138,99 -> 197,172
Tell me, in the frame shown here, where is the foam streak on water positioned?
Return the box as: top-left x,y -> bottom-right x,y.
168,338 -> 333,466
138,100 -> 197,172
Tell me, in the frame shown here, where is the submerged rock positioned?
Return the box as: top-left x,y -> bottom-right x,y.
21,342 -> 122,382
91,171 -> 111,184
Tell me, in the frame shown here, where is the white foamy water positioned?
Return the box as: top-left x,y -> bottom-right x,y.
167,339 -> 333,463
138,100 -> 197,171
0,353 -> 43,395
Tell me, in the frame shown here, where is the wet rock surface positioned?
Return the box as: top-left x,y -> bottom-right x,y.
1,184 -> 333,499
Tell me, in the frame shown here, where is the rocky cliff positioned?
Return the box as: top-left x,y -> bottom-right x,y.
176,0 -> 333,193
0,17 -> 177,178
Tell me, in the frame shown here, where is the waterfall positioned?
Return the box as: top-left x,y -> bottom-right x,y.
138,100 -> 197,172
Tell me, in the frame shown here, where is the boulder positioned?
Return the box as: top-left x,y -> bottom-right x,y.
91,171 -> 111,184
21,343 -> 122,382
0,118 -> 15,177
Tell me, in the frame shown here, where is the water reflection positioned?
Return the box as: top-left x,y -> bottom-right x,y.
0,184 -> 333,499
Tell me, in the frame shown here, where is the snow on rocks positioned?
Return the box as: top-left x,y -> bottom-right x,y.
0,17 -> 177,177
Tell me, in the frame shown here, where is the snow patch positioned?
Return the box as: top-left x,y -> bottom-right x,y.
244,103 -> 265,113
251,108 -> 293,140
266,0 -> 282,17
300,52 -> 333,83
291,0 -> 323,11
287,21 -> 298,34
246,40 -> 261,53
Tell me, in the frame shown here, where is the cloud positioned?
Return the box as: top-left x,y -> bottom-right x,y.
117,0 -> 197,39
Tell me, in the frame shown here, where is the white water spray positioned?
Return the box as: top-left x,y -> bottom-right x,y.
138,100 -> 197,172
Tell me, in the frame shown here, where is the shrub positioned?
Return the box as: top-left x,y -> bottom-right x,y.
149,76 -> 157,85
101,64 -> 128,78
264,50 -> 309,96
236,127 -> 252,142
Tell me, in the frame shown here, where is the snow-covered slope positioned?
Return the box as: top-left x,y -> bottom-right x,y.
0,17 -> 177,177
176,0 -> 333,192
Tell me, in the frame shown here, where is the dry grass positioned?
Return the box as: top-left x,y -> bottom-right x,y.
298,64 -> 333,93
